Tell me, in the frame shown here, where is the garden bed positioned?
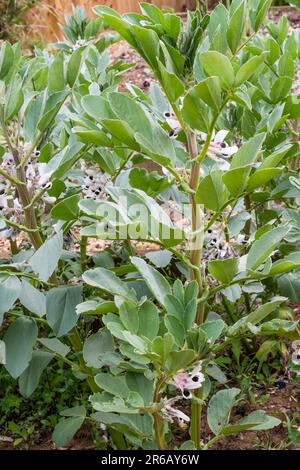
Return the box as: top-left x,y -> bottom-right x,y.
1,1 -> 300,453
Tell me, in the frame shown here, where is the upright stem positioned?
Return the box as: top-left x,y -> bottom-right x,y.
0,115 -> 44,250
191,390 -> 203,450
188,133 -> 204,324
9,238 -> 18,255
153,414 -> 167,450
80,236 -> 88,272
187,133 -> 205,449
153,376 -> 168,450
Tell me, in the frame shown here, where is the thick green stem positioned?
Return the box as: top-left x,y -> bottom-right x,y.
153,375 -> 168,450
80,236 -> 88,272
153,413 -> 167,450
190,389 -> 203,450
9,238 -> 18,255
187,133 -> 205,449
188,133 -> 204,324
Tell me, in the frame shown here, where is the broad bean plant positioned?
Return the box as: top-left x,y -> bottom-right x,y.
0,0 -> 300,450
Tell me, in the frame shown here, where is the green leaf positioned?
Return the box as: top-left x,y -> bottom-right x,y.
260,144 -> 292,170
93,6 -> 135,46
74,127 -> 112,146
277,272 -> 300,303
95,372 -> 129,398
18,351 -> 53,398
235,410 -> 281,431
182,77 -> 221,130
50,143 -> 84,179
37,91 -> 68,132
83,267 -> 136,301
157,61 -> 185,102
206,363 -> 228,384
101,119 -> 138,149
235,53 -> 268,86
0,276 -> 21,325
208,3 -> 229,54
207,388 -> 240,435
4,317 -> 38,379
223,165 -> 252,196
119,301 -> 139,334
270,252 -> 300,276
19,279 -> 46,317
138,301 -> 159,340
46,286 -> 82,337
29,231 -> 63,282
270,76 -> 292,103
53,415 -> 85,448
123,331 -> 148,354
251,319 -> 300,341
4,74 -> 24,121
200,51 -> 235,90
109,92 -> 175,163
131,25 -> 160,71
151,333 -> 174,364
145,250 -> 172,268
227,0 -> 246,54
165,315 -> 185,347
246,297 -> 287,324
246,167 -> 282,191
165,350 -> 197,373
81,95 -> 115,121
196,171 -> 228,211
252,0 -> 273,32
51,194 -> 80,221
0,42 -> 14,80
201,319 -> 225,345
246,225 -> 291,271
49,51 -> 65,92
38,337 -> 70,357
191,77 -> 222,111
182,92 -> 210,132
230,133 -> 266,169
67,46 -> 85,87
83,330 -> 114,368
60,406 -> 87,417
130,256 -> 171,307
208,258 -> 239,284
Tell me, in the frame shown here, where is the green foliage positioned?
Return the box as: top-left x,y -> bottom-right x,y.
0,0 -> 299,452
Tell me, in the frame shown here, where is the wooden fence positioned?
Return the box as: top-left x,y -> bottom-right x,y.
27,1 -> 196,42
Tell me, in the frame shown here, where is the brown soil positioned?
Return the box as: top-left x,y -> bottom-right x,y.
212,383 -> 300,450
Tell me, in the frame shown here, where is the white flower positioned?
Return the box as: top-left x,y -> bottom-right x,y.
164,112 -> 181,138
162,397 -> 190,425
25,164 -> 36,188
2,153 -> 15,174
200,130 -> 238,170
0,196 -> 21,212
37,163 -> 53,186
82,169 -> 111,200
71,39 -> 86,51
172,362 -> 205,399
0,227 -> 17,239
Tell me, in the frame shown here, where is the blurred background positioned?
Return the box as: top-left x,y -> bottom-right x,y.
0,1 -> 297,49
